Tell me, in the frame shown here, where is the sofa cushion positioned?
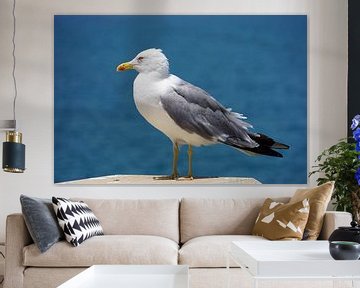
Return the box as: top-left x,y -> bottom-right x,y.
52,197 -> 104,247
252,198 -> 310,240
180,198 -> 289,243
179,235 -> 267,268
24,268 -> 86,288
20,195 -> 64,253
72,198 -> 179,243
23,235 -> 179,267
290,181 -> 334,240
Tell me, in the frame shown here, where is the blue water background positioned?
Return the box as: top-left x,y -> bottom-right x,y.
54,15 -> 307,184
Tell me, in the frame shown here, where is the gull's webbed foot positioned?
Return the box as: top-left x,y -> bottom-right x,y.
181,175 -> 194,180
153,174 -> 179,180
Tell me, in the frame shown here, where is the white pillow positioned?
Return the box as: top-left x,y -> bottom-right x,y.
52,197 -> 103,246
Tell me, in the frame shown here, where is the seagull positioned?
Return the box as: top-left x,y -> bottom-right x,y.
116,48 -> 289,180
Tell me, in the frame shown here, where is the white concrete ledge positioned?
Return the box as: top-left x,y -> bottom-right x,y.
58,175 -> 261,185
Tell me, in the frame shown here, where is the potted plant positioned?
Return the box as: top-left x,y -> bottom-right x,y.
309,115 -> 360,222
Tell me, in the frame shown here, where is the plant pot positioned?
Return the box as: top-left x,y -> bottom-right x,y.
329,241 -> 360,260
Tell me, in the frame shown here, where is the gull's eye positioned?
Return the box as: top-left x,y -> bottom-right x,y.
137,56 -> 144,62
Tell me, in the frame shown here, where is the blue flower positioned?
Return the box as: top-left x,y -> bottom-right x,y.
353,128 -> 360,142
356,168 -> 360,186
351,115 -> 360,186
352,115 -> 360,130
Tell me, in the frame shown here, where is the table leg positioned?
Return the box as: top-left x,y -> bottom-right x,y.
252,278 -> 258,288
226,251 -> 230,288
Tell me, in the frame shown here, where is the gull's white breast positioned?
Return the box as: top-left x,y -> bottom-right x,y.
133,74 -> 213,146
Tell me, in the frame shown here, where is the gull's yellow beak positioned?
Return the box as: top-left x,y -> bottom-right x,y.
116,62 -> 134,71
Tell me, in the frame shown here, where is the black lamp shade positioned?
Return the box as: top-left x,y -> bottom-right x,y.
2,131 -> 25,173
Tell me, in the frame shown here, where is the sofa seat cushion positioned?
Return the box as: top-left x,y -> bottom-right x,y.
23,235 -> 179,267
179,235 -> 267,268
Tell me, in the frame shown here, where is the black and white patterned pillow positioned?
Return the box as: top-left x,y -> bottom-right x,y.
52,197 -> 104,247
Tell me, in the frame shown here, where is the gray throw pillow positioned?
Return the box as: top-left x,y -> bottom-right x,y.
20,195 -> 64,253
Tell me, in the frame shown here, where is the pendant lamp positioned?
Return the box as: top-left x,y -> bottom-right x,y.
1,0 -> 26,173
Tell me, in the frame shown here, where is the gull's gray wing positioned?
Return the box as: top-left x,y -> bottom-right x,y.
160,77 -> 258,148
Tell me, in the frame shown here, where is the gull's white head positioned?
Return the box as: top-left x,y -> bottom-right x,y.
117,48 -> 169,76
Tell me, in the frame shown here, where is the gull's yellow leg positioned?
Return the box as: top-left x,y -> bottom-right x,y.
172,142 -> 179,179
154,142 -> 179,180
185,144 -> 194,180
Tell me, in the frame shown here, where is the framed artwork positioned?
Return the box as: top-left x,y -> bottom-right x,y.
54,15 -> 307,184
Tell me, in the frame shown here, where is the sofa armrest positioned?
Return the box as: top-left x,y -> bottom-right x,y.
318,211 -> 352,240
4,213 -> 33,288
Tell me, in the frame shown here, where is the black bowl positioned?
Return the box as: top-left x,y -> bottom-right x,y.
329,241 -> 360,260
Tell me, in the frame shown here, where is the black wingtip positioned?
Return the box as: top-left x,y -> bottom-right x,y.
250,133 -> 289,151
272,142 -> 290,150
221,132 -> 289,158
240,146 -> 285,158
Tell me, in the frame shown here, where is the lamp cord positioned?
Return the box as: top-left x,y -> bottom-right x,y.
11,0 -> 18,129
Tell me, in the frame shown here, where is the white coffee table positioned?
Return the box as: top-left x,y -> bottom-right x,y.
58,265 -> 189,288
228,241 -> 360,288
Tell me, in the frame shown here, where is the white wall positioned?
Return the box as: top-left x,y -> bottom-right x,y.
0,0 -> 347,242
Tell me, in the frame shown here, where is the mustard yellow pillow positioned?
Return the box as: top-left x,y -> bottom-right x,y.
252,198 -> 310,240
289,181 -> 334,240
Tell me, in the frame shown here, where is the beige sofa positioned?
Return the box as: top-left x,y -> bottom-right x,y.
4,198 -> 352,288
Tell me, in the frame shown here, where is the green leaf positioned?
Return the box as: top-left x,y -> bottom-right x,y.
309,138 -> 360,215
